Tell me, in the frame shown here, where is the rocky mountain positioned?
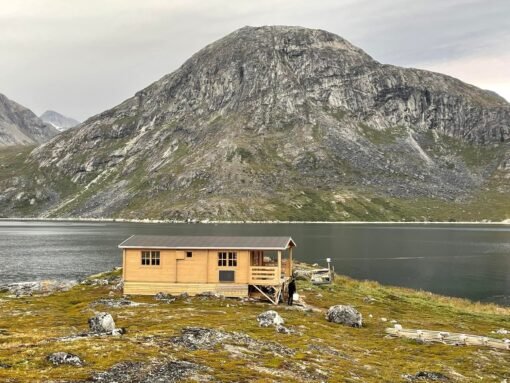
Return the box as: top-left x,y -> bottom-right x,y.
40,110 -> 80,132
0,26 -> 509,221
0,94 -> 59,147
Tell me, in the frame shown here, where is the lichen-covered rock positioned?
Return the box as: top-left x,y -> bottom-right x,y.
89,359 -> 210,383
326,305 -> 363,327
403,371 -> 450,382
169,327 -> 294,356
47,352 -> 84,366
196,291 -> 225,299
257,310 -> 285,327
3,280 -> 77,297
170,327 -> 231,350
88,312 -> 116,333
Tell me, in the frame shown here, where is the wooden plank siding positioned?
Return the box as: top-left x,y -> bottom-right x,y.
124,281 -> 249,297
124,248 -> 256,296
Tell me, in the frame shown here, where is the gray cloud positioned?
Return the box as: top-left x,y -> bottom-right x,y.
0,0 -> 508,121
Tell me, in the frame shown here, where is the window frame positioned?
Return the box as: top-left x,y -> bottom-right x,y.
218,251 -> 237,267
141,250 -> 161,266
186,251 -> 193,258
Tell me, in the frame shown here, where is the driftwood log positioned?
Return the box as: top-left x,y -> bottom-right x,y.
386,327 -> 510,351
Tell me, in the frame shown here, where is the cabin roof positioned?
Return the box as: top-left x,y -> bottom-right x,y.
118,235 -> 296,250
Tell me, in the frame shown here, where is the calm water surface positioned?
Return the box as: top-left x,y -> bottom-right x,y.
0,221 -> 509,305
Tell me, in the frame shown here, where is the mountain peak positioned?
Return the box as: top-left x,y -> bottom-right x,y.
40,110 -> 80,132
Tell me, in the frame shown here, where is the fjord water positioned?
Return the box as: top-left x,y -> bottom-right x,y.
0,221 -> 509,305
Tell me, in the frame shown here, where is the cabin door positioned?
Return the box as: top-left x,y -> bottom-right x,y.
250,250 -> 263,266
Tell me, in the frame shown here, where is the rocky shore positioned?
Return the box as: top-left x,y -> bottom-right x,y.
0,267 -> 509,382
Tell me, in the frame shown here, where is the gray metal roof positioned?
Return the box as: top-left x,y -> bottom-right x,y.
118,235 -> 296,250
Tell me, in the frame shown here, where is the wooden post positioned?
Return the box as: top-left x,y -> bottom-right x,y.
277,251 -> 282,279
288,247 -> 293,277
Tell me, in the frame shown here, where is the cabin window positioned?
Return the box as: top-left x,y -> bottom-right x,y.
186,251 -> 193,258
219,270 -> 235,282
141,251 -> 160,266
218,251 -> 237,267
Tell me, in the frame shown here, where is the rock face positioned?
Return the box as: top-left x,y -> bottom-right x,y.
88,312 -> 116,333
326,305 -> 363,327
47,352 -> 84,366
0,93 -> 58,146
0,26 -> 509,220
257,310 -> 285,327
40,110 -> 80,132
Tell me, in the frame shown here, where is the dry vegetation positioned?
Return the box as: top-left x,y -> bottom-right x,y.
0,268 -> 509,382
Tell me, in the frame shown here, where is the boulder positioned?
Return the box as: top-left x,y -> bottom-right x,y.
275,325 -> 293,334
257,310 -> 284,327
47,352 -> 84,366
196,291 -> 224,299
88,312 -> 116,333
326,305 -> 363,328
155,292 -> 173,301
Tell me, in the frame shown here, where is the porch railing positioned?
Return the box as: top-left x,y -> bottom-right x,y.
249,266 -> 280,285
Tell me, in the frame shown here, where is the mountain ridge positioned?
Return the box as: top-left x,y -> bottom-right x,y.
0,25 -> 509,221
0,93 -> 59,147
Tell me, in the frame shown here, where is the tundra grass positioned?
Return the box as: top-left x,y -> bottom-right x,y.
0,268 -> 509,382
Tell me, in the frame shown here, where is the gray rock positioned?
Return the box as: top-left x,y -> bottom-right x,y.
2,280 -> 77,297
88,359 -> 209,383
196,291 -> 224,299
47,352 -> 84,366
169,327 -> 294,356
170,327 -> 232,350
326,305 -> 363,327
257,310 -> 285,327
403,371 -> 450,382
0,362 -> 12,369
275,324 -> 294,334
92,298 -> 142,308
88,312 -> 116,333
154,292 -> 176,303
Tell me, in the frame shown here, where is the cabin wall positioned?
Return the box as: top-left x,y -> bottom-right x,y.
176,250 -> 208,283
123,248 -> 251,285
124,249 -> 177,282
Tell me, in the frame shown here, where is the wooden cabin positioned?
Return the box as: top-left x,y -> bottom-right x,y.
118,235 -> 296,304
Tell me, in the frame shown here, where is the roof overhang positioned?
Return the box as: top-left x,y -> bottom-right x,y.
118,235 -> 296,251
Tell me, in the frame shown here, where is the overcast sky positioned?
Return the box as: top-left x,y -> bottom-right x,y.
1,0 -> 509,121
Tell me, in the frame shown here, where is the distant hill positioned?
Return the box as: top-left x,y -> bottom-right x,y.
0,26 -> 509,221
0,93 -> 58,147
40,110 -> 80,132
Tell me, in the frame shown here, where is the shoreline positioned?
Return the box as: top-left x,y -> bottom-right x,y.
1,217 -> 509,225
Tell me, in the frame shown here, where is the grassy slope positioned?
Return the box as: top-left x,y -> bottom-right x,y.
0,269 -> 509,382
0,140 -> 508,222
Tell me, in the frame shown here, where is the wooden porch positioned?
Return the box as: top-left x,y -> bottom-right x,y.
248,247 -> 293,304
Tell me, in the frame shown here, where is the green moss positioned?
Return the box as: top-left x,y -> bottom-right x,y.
358,123 -> 408,145
0,267 -> 508,382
